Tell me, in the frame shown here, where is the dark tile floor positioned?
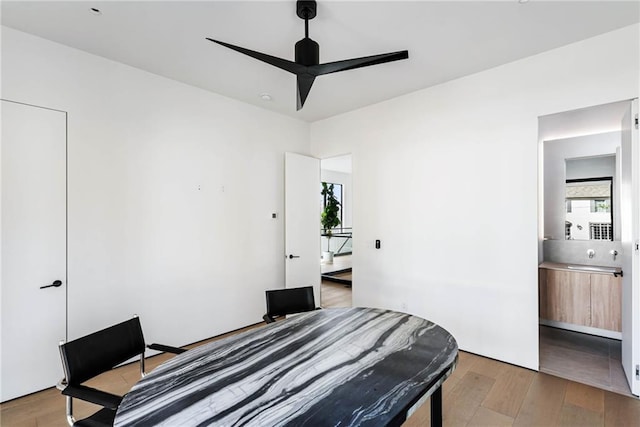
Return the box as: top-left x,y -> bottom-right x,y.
539,325 -> 632,397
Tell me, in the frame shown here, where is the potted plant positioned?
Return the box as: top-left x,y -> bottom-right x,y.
321,182 -> 341,264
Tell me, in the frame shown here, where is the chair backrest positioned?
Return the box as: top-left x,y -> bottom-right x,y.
266,286 -> 315,317
59,317 -> 145,386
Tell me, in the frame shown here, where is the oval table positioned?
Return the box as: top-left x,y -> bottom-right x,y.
115,307 -> 458,427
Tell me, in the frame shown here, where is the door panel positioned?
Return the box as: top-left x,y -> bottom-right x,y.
284,152 -> 320,306
1,101 -> 67,401
620,99 -> 639,396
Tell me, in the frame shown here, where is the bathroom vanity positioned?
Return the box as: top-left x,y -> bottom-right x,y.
539,262 -> 622,338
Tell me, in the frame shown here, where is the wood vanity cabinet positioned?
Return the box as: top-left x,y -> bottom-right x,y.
590,273 -> 622,331
538,267 -> 621,332
539,269 -> 591,326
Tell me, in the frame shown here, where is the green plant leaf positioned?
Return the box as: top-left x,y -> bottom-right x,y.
321,182 -> 341,233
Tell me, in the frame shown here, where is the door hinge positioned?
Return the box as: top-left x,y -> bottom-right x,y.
635,114 -> 638,130
636,364 -> 639,380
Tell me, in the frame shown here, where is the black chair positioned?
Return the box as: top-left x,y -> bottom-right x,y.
58,316 -> 185,426
263,286 -> 320,323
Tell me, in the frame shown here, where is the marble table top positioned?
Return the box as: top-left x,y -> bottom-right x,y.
114,307 -> 458,427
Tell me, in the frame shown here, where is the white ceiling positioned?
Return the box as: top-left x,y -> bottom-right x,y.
2,1 -> 639,122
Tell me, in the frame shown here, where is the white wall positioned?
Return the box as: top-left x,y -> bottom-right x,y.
310,24 -> 639,370
566,155 -> 615,180
1,27 -> 310,346
544,132 -> 620,240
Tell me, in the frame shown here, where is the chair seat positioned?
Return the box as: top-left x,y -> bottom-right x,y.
59,316 -> 185,427
73,407 -> 116,427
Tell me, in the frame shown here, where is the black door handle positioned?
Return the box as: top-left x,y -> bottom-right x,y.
288,254 -> 300,259
40,280 -> 62,289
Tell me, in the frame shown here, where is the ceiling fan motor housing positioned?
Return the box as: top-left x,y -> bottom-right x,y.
295,38 -> 319,66
296,1 -> 317,20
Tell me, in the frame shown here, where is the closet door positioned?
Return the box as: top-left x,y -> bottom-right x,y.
1,100 -> 67,401
284,153 -> 321,306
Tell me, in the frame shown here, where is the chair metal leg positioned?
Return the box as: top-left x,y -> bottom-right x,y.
65,396 -> 76,426
430,385 -> 442,427
140,351 -> 146,377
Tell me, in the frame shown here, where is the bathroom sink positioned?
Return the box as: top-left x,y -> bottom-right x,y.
567,265 -> 618,273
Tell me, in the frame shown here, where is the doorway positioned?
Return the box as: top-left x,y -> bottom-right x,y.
538,100 -> 639,397
320,154 -> 352,308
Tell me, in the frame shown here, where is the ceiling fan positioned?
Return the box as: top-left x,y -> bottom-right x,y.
206,0 -> 409,111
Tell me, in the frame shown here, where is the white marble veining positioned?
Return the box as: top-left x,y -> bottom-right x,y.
115,307 -> 458,427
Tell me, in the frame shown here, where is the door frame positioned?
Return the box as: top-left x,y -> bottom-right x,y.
536,99 -> 639,397
319,153 -> 353,306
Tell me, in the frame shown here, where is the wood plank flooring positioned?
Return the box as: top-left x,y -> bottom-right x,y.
3,344 -> 639,426
321,279 -> 352,308
3,305 -> 639,426
404,351 -> 640,427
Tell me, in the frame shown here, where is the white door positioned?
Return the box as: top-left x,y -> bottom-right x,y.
1,100 -> 67,401
284,152 -> 320,306
620,98 -> 639,396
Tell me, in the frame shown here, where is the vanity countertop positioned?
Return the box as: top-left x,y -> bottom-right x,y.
539,261 -> 622,276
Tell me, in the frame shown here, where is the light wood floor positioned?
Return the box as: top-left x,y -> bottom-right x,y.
3,346 -> 639,427
405,351 -> 640,427
3,297 -> 639,426
321,279 -> 352,308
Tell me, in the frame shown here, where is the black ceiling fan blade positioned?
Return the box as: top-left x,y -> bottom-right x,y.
311,50 -> 409,76
206,38 -> 305,75
297,73 -> 316,111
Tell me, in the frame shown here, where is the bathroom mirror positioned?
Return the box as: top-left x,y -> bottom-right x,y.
565,177 -> 613,240
543,132 -> 620,241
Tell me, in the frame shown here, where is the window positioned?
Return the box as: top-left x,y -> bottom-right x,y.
590,199 -> 610,213
590,222 -> 612,240
565,177 -> 613,241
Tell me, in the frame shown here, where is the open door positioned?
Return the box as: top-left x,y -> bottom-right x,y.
284,152 -> 320,306
620,98 -> 639,396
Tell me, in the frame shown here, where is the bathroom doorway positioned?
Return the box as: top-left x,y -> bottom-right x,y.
538,99 -> 639,397
320,154 -> 352,308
